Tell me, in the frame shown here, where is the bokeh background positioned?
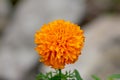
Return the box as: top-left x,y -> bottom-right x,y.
0,0 -> 120,80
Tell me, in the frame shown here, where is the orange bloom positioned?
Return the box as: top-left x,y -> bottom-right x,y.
35,20 -> 85,69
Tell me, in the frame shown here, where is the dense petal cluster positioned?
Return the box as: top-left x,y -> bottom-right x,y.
35,20 -> 85,69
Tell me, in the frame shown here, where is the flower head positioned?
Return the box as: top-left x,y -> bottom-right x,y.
35,20 -> 85,69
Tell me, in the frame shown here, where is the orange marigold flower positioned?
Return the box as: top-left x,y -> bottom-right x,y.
35,20 -> 85,69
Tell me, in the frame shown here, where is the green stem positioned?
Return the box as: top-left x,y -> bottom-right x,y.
59,69 -> 61,80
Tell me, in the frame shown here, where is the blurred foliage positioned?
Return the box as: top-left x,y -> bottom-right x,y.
92,74 -> 120,80
9,0 -> 20,7
36,69 -> 120,80
108,0 -> 120,13
36,69 -> 83,80
112,0 -> 120,3
92,75 -> 101,80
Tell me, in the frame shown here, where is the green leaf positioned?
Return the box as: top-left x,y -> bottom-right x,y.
50,74 -> 60,80
36,73 -> 49,80
107,74 -> 120,80
92,75 -> 101,80
46,72 -> 53,78
74,69 -> 83,80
